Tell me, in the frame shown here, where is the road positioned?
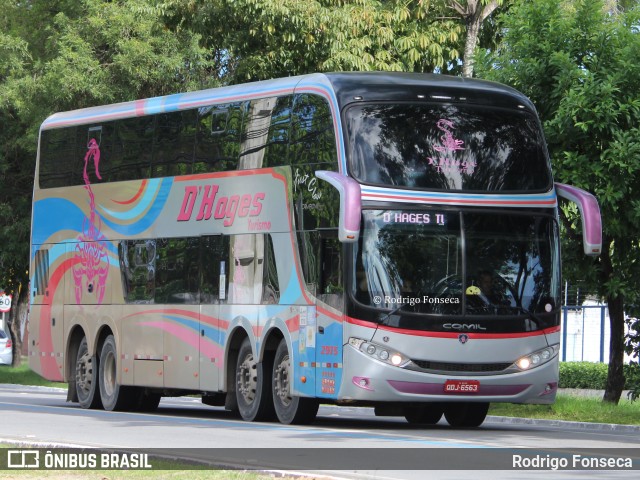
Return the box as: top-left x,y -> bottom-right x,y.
0,384 -> 638,479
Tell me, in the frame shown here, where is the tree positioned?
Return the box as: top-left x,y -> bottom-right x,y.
0,0 -> 216,365
443,0 -> 506,77
477,0 -> 640,403
159,0 -> 464,82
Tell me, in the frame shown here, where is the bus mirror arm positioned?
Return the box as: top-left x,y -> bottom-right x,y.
315,171 -> 361,243
555,183 -> 602,256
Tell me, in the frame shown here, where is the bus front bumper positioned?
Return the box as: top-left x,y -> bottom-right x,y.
338,344 -> 558,405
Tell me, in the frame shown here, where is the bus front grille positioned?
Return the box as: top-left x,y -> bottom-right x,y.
411,360 -> 513,375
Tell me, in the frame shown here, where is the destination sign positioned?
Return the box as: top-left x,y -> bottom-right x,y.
381,211 -> 447,225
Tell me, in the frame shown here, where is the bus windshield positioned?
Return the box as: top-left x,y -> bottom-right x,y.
353,210 -> 560,318
346,103 -> 552,192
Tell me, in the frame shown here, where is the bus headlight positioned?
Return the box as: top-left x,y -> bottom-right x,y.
513,344 -> 560,371
348,337 -> 410,368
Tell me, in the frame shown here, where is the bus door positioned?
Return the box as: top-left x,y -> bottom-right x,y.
314,234 -> 344,398
199,235 -> 228,392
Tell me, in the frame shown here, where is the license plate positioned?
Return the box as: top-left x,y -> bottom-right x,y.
443,380 -> 480,393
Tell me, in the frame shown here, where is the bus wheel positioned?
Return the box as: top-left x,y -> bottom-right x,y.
235,337 -> 274,421
272,339 -> 319,425
131,389 -> 161,412
444,402 -> 489,428
99,335 -> 135,411
75,337 -> 101,409
404,404 -> 443,425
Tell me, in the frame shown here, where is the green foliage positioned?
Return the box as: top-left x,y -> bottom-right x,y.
0,0 -> 216,296
159,0 -> 463,82
559,361 -> 640,392
625,315 -> 640,401
559,362 -> 609,389
477,0 -> 640,402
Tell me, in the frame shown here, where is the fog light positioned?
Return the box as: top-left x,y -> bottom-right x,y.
366,344 -> 377,355
352,376 -> 374,391
378,350 -> 389,360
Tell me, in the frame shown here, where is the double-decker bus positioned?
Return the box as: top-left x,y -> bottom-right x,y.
29,73 -> 601,427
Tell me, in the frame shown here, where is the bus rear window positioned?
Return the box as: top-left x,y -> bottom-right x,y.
346,103 -> 552,192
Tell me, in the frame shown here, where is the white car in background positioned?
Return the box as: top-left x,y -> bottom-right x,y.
0,330 -> 12,365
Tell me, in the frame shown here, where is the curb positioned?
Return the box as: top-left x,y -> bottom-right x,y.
486,415 -> 640,432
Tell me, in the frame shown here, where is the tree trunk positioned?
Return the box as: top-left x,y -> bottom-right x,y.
8,285 -> 29,367
462,17 -> 481,78
450,1 -> 502,79
599,238 -> 625,404
603,292 -> 626,403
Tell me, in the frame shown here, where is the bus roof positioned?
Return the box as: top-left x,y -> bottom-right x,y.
41,72 -> 537,131
324,72 -> 536,113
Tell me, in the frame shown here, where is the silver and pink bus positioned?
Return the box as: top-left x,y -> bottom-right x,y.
29,73 -> 601,427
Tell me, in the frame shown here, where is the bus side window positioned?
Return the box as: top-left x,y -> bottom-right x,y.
239,97 -> 276,170
290,93 -> 338,169
154,237 -> 200,304
39,127 -> 81,188
297,230 -> 319,297
113,116 -> 153,182
77,123 -> 115,184
229,234 -> 264,304
262,234 -> 280,304
263,96 -> 292,167
200,235 -> 229,304
151,110 -> 196,178
318,234 -> 344,310
194,102 -> 243,173
239,95 -> 292,170
119,240 -> 156,304
33,247 -> 50,298
290,94 -> 340,232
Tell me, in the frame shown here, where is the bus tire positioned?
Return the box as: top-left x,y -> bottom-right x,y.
133,389 -> 161,412
98,335 -> 136,411
444,402 -> 489,428
75,337 -> 102,409
235,337 -> 274,421
404,403 -> 444,425
272,339 -> 319,425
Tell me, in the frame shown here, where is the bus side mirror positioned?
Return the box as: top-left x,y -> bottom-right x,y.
315,171 -> 361,243
555,183 -> 602,256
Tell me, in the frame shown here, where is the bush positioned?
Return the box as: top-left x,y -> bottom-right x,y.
559,362 -> 640,393
559,362 -> 608,389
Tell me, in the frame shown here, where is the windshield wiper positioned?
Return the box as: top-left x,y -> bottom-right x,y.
378,303 -> 409,326
510,304 -> 545,330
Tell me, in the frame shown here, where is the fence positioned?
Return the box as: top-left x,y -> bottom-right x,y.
561,304 -> 610,362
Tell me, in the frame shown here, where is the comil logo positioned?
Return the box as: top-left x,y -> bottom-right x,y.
7,450 -> 40,468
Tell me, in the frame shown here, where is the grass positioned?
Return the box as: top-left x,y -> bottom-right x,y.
489,393 -> 640,425
0,361 -> 66,389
